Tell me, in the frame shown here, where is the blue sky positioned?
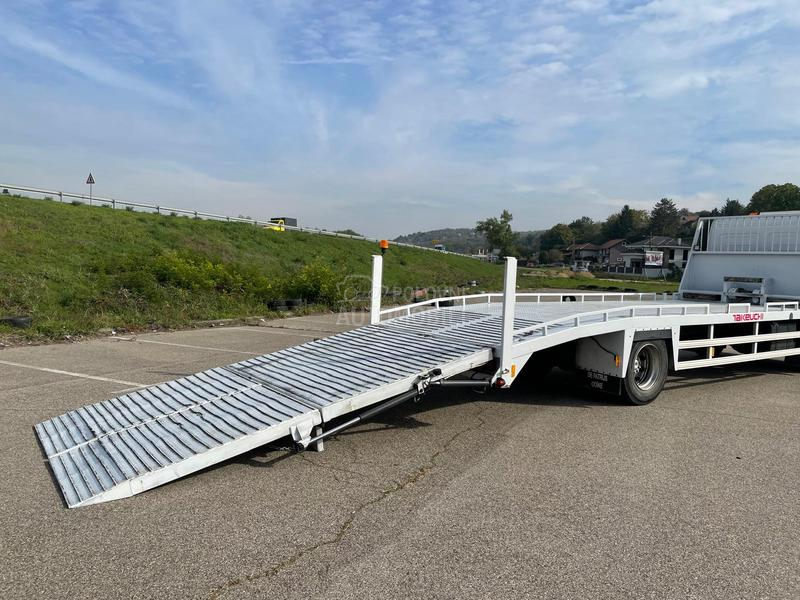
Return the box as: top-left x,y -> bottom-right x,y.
1,1 -> 799,237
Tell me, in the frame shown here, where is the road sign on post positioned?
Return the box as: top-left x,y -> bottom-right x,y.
86,173 -> 95,205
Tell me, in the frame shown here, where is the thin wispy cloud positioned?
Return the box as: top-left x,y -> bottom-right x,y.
3,26 -> 188,108
0,0 -> 798,236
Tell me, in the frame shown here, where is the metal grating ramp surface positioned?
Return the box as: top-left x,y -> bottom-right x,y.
382,307 -> 541,346
35,322 -> 493,507
34,367 -> 320,508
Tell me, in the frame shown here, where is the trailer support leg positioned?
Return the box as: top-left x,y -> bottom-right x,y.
311,426 -> 324,452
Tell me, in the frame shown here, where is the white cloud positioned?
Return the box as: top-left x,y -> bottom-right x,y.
1,23 -> 188,108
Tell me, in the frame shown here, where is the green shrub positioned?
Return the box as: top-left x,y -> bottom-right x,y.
154,251 -> 221,291
117,270 -> 162,301
286,262 -> 342,305
152,250 -> 274,300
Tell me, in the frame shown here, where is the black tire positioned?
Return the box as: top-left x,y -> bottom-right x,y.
0,316 -> 32,328
786,355 -> 800,370
623,340 -> 669,405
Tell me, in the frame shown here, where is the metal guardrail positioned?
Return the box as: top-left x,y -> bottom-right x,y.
0,183 -> 476,258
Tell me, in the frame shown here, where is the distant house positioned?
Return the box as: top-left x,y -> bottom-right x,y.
613,236 -> 692,277
471,248 -> 499,262
564,243 -> 601,264
598,239 -> 626,268
680,213 -> 699,226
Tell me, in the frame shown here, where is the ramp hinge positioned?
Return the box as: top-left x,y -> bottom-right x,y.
415,368 -> 443,395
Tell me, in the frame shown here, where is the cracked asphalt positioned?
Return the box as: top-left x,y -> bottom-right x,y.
2,313 -> 799,599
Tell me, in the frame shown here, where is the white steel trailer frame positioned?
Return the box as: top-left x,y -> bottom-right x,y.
372,257 -> 800,390
33,212 -> 800,507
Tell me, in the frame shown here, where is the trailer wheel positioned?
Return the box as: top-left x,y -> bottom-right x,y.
786,355 -> 800,370
623,340 -> 668,405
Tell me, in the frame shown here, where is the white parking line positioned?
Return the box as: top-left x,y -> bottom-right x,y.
285,317 -> 358,328
111,385 -> 150,394
0,359 -> 144,387
114,337 -> 260,355
226,326 -> 321,338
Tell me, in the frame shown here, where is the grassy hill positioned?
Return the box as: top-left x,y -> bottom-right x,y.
0,195 -> 504,338
394,228 -> 487,254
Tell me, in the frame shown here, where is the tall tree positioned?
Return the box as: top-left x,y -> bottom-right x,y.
540,223 -> 575,251
650,198 -> 681,237
475,209 -> 518,256
538,248 -> 564,264
720,198 -> 746,216
602,205 -> 649,240
748,183 -> 800,212
517,231 -> 544,258
568,216 -> 602,243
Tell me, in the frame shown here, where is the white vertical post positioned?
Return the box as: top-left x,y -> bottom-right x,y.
708,324 -> 715,359
498,256 -> 517,384
370,254 -> 383,325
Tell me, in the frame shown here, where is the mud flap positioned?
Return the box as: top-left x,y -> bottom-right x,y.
580,369 -> 623,395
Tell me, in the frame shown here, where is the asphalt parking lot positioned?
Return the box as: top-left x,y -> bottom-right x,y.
2,313 -> 798,599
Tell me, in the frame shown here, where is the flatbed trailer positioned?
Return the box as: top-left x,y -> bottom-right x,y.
34,212 -> 800,507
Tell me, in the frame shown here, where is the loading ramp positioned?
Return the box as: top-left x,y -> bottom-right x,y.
35,322 -> 492,507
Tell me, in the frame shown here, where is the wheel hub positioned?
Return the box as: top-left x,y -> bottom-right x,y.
632,344 -> 659,391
